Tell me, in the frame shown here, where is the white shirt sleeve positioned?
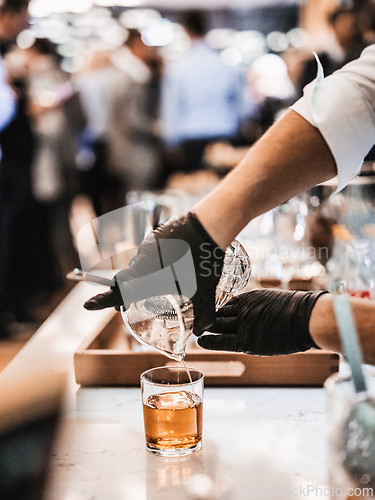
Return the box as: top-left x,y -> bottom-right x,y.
0,57 -> 15,132
290,45 -> 375,192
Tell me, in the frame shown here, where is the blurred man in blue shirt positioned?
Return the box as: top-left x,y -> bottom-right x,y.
161,10 -> 245,172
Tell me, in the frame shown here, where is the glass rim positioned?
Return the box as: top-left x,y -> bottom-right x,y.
140,366 -> 204,387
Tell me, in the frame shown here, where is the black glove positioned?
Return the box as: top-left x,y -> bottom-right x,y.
84,212 -> 225,335
197,289 -> 328,355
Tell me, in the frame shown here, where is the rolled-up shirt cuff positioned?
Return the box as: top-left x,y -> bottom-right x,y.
290,53 -> 375,192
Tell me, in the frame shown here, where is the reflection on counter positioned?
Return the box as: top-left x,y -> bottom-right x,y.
146,439 -> 232,500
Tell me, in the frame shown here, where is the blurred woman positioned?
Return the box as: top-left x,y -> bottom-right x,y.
25,38 -> 84,278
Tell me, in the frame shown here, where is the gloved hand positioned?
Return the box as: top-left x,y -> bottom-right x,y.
84,212 -> 225,335
197,288 -> 328,355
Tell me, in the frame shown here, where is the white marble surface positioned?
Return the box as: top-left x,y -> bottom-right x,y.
43,385 -> 330,500
0,282 -> 332,500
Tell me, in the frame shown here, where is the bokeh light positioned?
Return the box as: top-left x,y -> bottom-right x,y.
16,29 -> 36,50
233,30 -> 266,60
248,53 -> 294,99
206,28 -> 236,50
220,46 -> 242,66
95,0 -> 143,5
142,19 -> 174,47
119,8 -> 161,29
25,4 -> 299,77
287,27 -> 309,49
29,0 -> 94,17
266,31 -> 289,52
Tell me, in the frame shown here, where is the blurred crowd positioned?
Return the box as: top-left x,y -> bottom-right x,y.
1,2 -> 375,338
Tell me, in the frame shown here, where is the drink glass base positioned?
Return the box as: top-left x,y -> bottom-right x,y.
146,440 -> 202,457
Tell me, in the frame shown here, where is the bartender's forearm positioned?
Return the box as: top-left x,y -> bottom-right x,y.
309,294 -> 375,365
193,110 -> 337,249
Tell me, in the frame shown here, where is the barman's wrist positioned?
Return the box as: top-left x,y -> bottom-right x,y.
308,293 -> 341,353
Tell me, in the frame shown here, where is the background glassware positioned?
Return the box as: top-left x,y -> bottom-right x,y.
324,367 -> 375,498
328,240 -> 375,299
121,239 -> 251,360
141,366 -> 204,457
344,242 -> 375,298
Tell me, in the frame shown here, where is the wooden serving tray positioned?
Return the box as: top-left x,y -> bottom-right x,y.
74,313 -> 339,387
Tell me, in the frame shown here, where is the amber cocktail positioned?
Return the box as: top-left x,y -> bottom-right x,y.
141,366 -> 204,456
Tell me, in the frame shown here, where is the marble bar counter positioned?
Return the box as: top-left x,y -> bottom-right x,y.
0,282 -> 332,500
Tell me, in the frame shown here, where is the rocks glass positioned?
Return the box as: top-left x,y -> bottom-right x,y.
141,366 -> 204,456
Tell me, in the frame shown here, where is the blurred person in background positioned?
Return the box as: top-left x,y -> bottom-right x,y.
1,55 -> 66,327
74,50 -> 116,217
26,38 -> 84,207
0,0 -> 27,128
23,38 -> 85,300
241,5 -> 369,148
297,5 -> 368,96
161,9 -> 246,174
0,0 -> 30,338
106,29 -> 163,211
296,4 -> 374,215
0,36 -> 82,332
240,54 -> 295,147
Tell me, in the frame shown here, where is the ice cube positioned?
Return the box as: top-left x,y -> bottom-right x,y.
147,391 -> 199,410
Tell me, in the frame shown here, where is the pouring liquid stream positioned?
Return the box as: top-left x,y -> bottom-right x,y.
181,359 -> 194,391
